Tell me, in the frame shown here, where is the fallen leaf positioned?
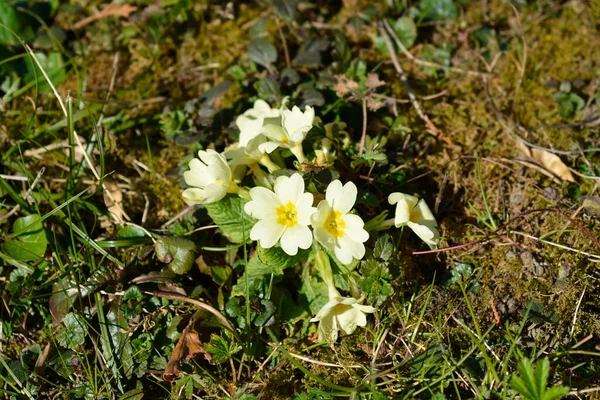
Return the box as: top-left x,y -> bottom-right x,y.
34,343 -> 52,376
73,3 -> 138,30
334,74 -> 358,97
366,73 -> 385,90
163,322 -> 211,381
103,179 -> 126,224
366,95 -> 385,111
516,140 -> 575,182
582,196 -> 600,216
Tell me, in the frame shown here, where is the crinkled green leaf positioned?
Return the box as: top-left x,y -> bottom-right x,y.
247,37 -> 277,68
204,333 -> 241,364
0,0 -> 30,45
118,389 -> 145,400
254,299 -> 276,327
101,304 -> 135,380
419,0 -> 458,20
373,234 -> 393,261
57,312 -> 88,350
155,236 -> 196,274
3,214 -> 47,261
293,38 -> 329,66
271,0 -> 299,21
204,195 -> 256,243
257,245 -> 308,271
299,271 -> 329,315
510,358 -> 569,400
231,256 -> 283,297
374,17 -> 417,53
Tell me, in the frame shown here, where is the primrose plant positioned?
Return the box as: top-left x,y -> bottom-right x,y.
180,98 -> 441,344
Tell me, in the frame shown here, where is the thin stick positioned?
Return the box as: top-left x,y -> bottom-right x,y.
144,290 -> 234,332
570,287 -> 586,338
275,17 -> 291,69
267,343 -> 362,369
378,21 -> 453,145
382,18 -> 491,78
359,98 -> 367,155
511,231 -> 600,260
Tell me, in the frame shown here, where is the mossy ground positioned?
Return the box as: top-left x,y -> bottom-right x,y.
1,1 -> 599,399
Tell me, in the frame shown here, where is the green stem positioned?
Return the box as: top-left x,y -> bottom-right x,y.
258,154 -> 280,173
250,163 -> 273,189
290,143 -> 306,163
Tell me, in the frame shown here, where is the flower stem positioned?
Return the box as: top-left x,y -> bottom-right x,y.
250,163 -> 272,190
315,250 -> 340,299
258,154 -> 280,173
290,143 -> 306,163
363,212 -> 395,232
228,182 -> 250,200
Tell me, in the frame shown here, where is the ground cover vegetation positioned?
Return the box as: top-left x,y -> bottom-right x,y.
1,0 -> 599,398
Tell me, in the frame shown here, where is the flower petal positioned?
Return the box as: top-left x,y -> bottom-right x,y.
203,183 -> 229,203
183,158 -> 209,188
258,141 -> 281,154
295,192 -> 316,225
281,224 -> 312,255
182,188 -> 205,205
326,180 -> 356,214
414,199 -> 437,225
393,198 -> 411,227
343,214 -> 369,243
338,233 -> 365,261
335,306 -> 364,335
407,221 -> 439,249
245,187 -> 280,219
261,124 -> 288,142
334,242 -> 354,265
274,173 -> 304,204
318,312 -> 338,343
250,219 -> 285,249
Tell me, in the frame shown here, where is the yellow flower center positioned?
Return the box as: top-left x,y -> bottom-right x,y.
276,202 -> 298,228
324,210 -> 345,238
409,202 -> 422,223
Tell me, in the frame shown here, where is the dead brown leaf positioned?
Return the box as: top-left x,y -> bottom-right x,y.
334,74 -> 358,97
366,95 -> 384,112
103,178 -> 126,224
366,73 -> 385,90
163,322 -> 211,381
73,3 -> 138,29
516,140 -> 575,182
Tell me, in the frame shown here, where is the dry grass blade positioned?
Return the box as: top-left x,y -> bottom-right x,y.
73,3 -> 138,29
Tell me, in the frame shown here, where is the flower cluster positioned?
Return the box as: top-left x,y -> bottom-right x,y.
181,98 -> 441,343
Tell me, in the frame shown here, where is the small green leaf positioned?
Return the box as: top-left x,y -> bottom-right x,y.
155,236 -> 196,274
375,17 -> 417,53
373,234 -> 393,261
257,245 -> 308,271
57,312 -> 88,350
205,333 -> 241,364
247,37 -> 277,68
204,195 -> 257,243
419,0 -> 458,21
0,0 -> 32,45
117,225 -> 147,239
3,214 -> 47,261
510,358 -> 569,400
231,256 -> 284,297
119,389 -> 145,400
